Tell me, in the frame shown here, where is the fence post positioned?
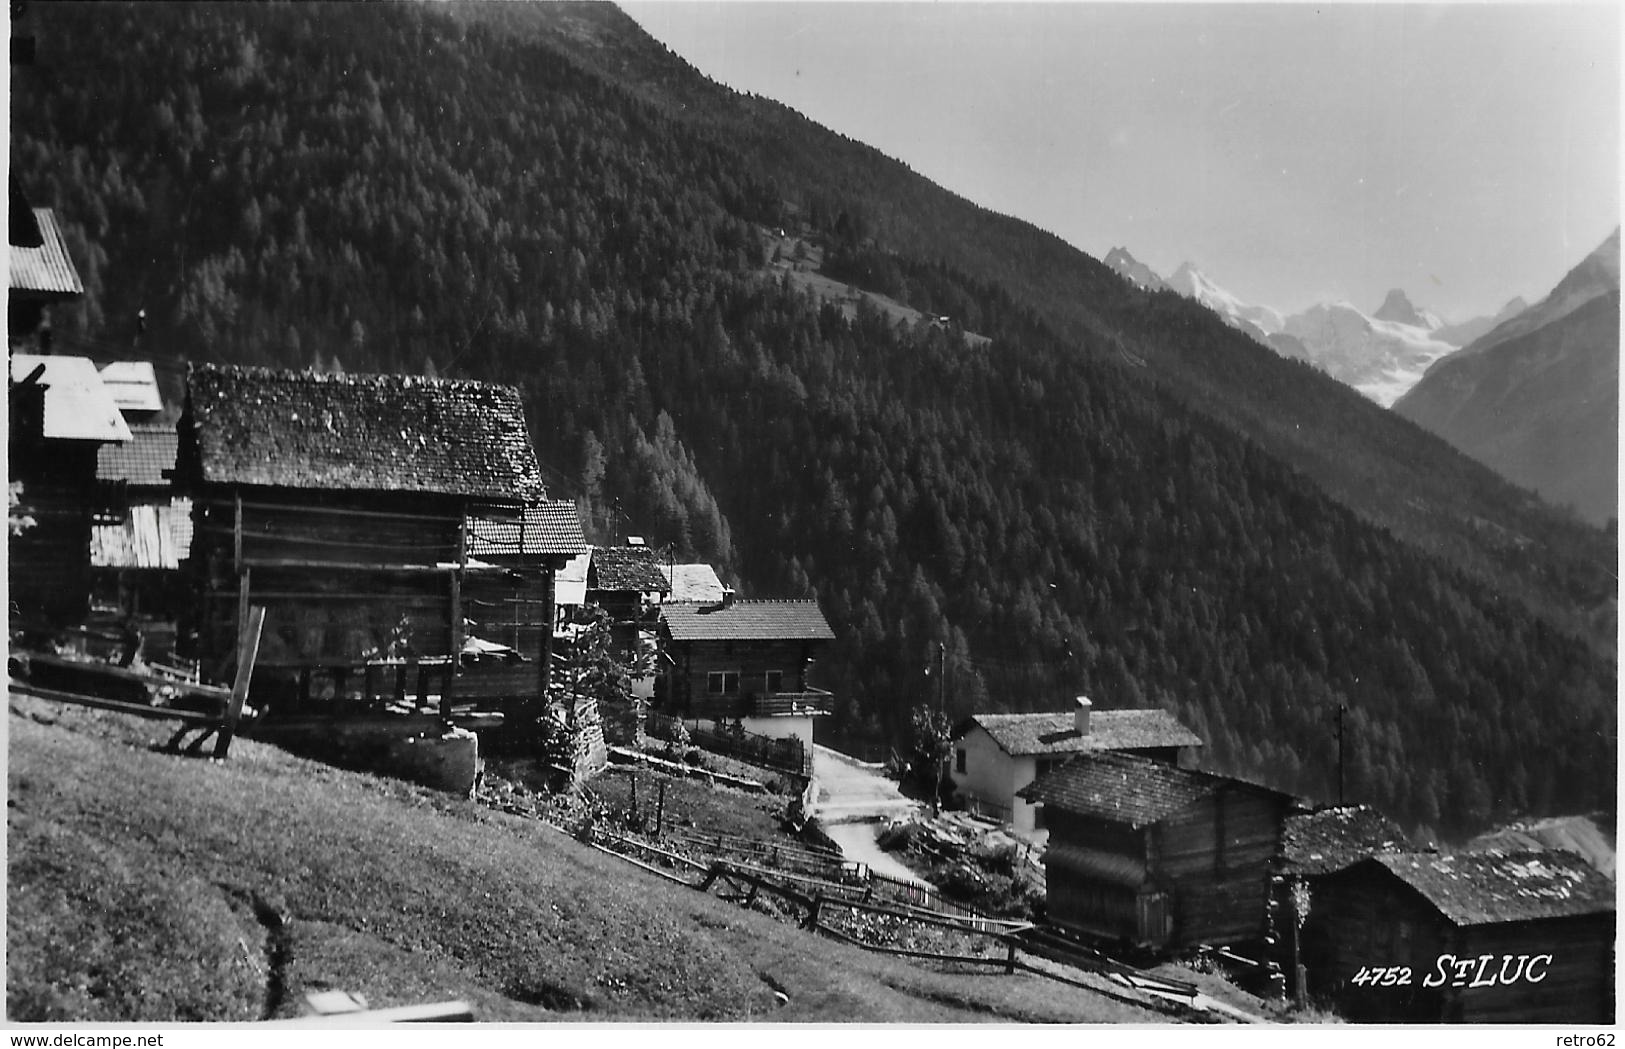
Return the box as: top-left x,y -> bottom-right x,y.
805,894 -> 823,931
630,773 -> 639,823
1005,937 -> 1018,974
656,781 -> 666,837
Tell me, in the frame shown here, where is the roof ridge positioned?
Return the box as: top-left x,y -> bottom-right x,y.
191,362 -> 521,394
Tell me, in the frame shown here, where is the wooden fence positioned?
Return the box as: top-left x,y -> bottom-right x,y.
644,711 -> 810,775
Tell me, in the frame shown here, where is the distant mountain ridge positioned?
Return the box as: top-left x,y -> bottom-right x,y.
1104,249 -> 1527,406
1395,229 -> 1620,526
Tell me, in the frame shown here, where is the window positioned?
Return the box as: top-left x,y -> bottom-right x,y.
765,670 -> 784,693
955,749 -> 967,775
707,671 -> 739,695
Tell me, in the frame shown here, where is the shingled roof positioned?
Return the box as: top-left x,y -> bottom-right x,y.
9,208 -> 83,298
98,425 -> 177,487
182,365 -> 542,500
1279,805 -> 1413,877
1366,850 -> 1614,927
466,501 -> 588,559
1019,750 -> 1289,829
588,545 -> 672,593
661,599 -> 836,642
962,709 -> 1202,757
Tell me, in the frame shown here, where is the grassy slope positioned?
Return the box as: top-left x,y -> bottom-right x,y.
6,699 -> 1162,1024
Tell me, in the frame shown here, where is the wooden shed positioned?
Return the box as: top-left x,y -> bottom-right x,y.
89,417 -> 193,641
583,543 -> 671,662
1269,804 -> 1414,1001
1301,850 -> 1615,1023
174,364 -> 569,721
9,354 -> 131,626
1019,750 -> 1294,950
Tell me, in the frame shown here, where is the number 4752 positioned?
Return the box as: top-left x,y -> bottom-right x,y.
1351,965 -> 1413,987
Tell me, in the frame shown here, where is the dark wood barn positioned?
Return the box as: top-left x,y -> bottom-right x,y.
1269,804 -> 1414,1001
175,364 -> 564,721
1301,850 -> 1615,1023
9,354 -> 131,626
1019,750 -> 1294,950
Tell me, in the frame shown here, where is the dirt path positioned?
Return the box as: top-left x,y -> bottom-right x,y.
809,745 -> 929,885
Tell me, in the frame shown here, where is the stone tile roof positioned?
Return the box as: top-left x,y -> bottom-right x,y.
1279,805 -> 1413,877
963,709 -> 1202,757
1369,850 -> 1615,926
660,599 -> 835,642
1019,750 -> 1289,829
11,354 -> 132,443
587,545 -> 672,593
98,425 -> 177,486
182,365 -> 543,500
466,501 -> 587,558
662,563 -> 726,602
9,208 -> 83,298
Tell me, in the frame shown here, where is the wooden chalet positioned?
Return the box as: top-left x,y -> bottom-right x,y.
583,542 -> 670,661
1269,804 -> 1414,1001
1019,750 -> 1294,950
175,364 -> 569,721
951,696 -> 1202,830
9,354 -> 131,625
655,595 -> 835,747
1300,850 -> 1615,1023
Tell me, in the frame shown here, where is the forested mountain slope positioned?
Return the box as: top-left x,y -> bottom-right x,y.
10,2 -> 1614,839
1395,292 -> 1619,527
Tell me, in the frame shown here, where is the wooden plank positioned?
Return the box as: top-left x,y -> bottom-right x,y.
9,680 -> 224,725
20,652 -> 232,701
213,605 -> 266,759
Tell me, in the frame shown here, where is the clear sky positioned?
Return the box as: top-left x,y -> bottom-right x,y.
621,2 -> 1620,321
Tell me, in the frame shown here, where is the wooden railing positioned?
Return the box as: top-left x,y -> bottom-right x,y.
751,688 -> 833,716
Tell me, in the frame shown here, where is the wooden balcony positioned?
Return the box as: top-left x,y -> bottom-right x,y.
750,688 -> 833,717
678,687 -> 833,721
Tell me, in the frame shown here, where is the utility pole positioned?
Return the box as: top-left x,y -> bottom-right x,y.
937,641 -> 946,715
1337,703 -> 1347,806
935,641 -> 947,816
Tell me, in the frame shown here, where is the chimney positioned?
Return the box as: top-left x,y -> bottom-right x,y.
721,586 -> 735,608
1073,695 -> 1092,735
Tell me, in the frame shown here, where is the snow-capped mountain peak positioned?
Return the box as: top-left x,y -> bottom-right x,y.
1165,262 -> 1285,335
1102,246 -> 1168,292
1373,288 -> 1442,331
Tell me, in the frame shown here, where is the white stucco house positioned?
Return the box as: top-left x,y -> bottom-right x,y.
949,696 -> 1203,832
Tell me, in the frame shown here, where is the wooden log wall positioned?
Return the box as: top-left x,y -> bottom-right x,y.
1451,915 -> 1614,1024
1040,812 -> 1154,940
8,442 -> 99,625
1154,789 -> 1288,949
186,489 -> 550,709
667,639 -> 816,713
1300,865 -> 1449,1022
